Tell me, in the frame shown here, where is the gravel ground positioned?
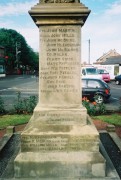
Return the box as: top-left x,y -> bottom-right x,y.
100,133 -> 121,178
0,133 -> 20,178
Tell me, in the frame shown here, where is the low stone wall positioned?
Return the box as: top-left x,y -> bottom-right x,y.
0,124 -> 27,139
93,120 -> 121,139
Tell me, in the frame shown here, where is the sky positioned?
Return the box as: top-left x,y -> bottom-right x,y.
0,0 -> 121,64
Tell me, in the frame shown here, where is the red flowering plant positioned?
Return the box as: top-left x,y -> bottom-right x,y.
82,97 -> 106,116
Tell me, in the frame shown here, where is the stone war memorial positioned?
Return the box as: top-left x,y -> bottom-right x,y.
14,0 -> 118,179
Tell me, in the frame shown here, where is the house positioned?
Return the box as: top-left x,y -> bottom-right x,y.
93,55 -> 121,79
94,49 -> 120,64
101,56 -> 121,77
101,56 -> 121,65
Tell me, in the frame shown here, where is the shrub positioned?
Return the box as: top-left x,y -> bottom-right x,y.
13,92 -> 24,114
26,95 -> 38,113
82,97 -> 106,116
13,92 -> 38,114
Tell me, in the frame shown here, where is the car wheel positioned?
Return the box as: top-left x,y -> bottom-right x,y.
94,94 -> 104,104
115,80 -> 120,85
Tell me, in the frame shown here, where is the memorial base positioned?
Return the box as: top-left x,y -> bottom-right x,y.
14,114 -> 106,179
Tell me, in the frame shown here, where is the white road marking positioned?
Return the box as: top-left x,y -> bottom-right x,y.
0,87 -> 37,92
112,97 -> 119,100
110,85 -> 121,90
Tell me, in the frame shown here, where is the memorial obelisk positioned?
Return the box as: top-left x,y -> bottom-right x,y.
14,0 -> 106,179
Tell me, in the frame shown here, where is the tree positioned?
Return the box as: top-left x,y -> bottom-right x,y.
0,28 -> 39,74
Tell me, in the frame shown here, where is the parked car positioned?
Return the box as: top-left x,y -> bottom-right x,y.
97,68 -> 110,82
81,67 -> 102,79
115,74 -> 121,85
82,78 -> 111,104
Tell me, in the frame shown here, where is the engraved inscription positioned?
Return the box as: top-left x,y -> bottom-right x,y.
39,26 -> 80,95
37,111 -> 86,125
21,135 -> 98,152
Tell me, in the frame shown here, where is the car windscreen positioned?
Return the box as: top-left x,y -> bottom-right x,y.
86,68 -> 98,75
98,69 -> 109,74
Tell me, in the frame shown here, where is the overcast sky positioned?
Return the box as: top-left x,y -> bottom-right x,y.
0,0 -> 121,64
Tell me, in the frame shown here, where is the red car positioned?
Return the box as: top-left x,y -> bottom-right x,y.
97,69 -> 110,82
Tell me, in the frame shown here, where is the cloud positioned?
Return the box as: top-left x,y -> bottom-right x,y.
0,18 -> 14,27
0,0 -> 39,51
18,26 -> 39,51
1,0 -> 121,63
105,0 -> 121,16
0,0 -> 38,17
82,0 -> 121,63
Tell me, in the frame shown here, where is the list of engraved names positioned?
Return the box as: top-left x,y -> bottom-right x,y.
40,26 -> 81,94
22,135 -> 97,152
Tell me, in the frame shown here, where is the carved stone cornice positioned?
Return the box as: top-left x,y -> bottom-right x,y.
29,2 -> 91,26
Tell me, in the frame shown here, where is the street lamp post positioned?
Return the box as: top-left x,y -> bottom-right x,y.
16,42 -> 21,70
88,39 -> 90,64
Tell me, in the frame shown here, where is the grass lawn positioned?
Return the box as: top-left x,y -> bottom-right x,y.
0,114 -> 31,129
93,113 -> 121,126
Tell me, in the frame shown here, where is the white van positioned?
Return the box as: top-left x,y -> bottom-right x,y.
81,67 -> 102,79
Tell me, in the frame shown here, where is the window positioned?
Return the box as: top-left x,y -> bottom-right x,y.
82,80 -> 87,88
87,80 -> 101,88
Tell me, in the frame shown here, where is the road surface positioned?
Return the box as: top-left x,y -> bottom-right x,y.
0,75 -> 120,111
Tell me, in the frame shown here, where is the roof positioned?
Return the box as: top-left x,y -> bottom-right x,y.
101,56 -> 121,65
95,49 -> 120,64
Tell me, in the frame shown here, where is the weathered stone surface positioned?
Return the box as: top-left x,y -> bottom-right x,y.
29,3 -> 91,26
29,107 -> 87,125
38,26 -> 82,107
15,152 -> 105,178
6,126 -> 15,134
21,124 -> 99,152
20,115 -> 99,153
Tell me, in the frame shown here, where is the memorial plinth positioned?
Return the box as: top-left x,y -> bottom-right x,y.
14,1 -> 106,179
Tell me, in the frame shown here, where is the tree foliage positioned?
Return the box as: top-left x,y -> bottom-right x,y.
0,28 -> 39,73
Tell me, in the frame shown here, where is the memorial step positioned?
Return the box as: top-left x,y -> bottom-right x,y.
20,122 -> 100,152
14,151 -> 105,178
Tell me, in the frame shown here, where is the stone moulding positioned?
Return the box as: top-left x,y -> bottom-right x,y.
29,3 -> 91,26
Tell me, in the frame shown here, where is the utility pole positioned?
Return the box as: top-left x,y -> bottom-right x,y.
88,39 -> 90,64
